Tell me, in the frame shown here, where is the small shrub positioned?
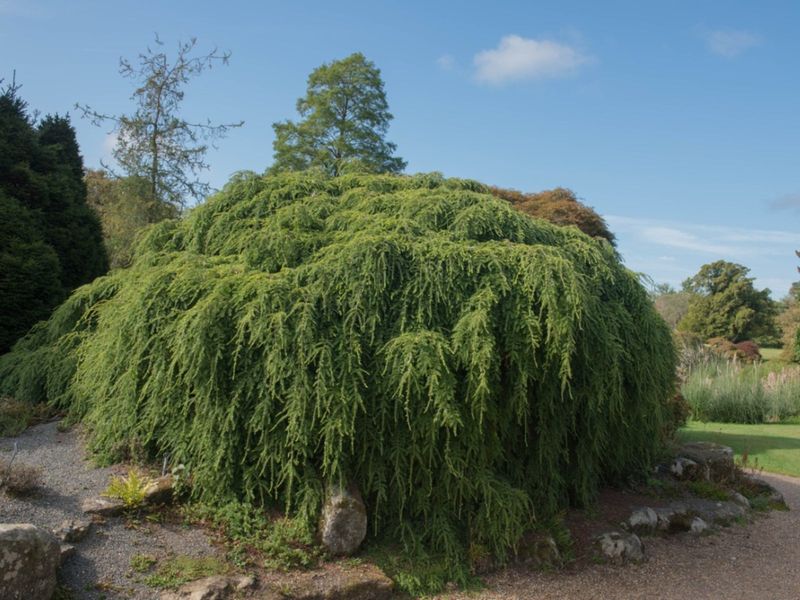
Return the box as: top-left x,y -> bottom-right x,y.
1,462 -> 42,496
706,337 -> 740,360
365,542 -> 476,597
130,553 -> 157,573
103,469 -> 151,509
734,340 -> 761,363
0,397 -> 33,437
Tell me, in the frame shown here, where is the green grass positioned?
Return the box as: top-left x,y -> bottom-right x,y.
760,347 -> 784,362
679,421 -> 800,477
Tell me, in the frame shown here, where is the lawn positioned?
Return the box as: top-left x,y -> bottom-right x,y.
679,421 -> 800,478
760,347 -> 784,362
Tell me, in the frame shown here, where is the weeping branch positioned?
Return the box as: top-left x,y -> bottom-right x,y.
0,171 -> 675,571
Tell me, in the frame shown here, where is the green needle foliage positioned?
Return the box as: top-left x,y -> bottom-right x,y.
0,171 -> 674,574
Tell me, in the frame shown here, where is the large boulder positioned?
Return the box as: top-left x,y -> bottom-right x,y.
677,442 -> 735,483
594,531 -> 644,564
626,507 -> 658,535
0,523 -> 61,600
319,484 -> 367,556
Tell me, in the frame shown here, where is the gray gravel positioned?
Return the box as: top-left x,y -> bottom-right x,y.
0,421 -> 219,599
5,421 -> 800,599
438,472 -> 800,600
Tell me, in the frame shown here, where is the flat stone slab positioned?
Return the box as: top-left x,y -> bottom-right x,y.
81,496 -> 125,517
679,498 -> 747,526
159,574 -> 255,599
267,564 -> 395,600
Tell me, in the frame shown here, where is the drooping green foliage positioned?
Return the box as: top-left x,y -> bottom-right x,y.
0,84 -> 107,352
0,172 -> 674,571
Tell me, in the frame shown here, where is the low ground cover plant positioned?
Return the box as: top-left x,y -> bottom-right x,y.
184,501 -> 320,571
0,172 -> 675,586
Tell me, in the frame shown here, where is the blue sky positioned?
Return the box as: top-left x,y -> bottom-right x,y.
2,0 -> 799,296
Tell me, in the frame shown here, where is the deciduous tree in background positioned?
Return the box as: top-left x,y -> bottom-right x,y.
678,260 -> 777,343
653,290 -> 693,330
77,36 -> 243,213
489,186 -> 616,244
84,170 -> 159,269
270,53 -> 406,176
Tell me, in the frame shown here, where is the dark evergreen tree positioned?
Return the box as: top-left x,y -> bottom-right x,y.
0,83 -> 107,352
37,114 -> 108,289
0,192 -> 63,352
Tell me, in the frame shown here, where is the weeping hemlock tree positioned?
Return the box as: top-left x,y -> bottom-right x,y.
0,172 -> 674,573
270,53 -> 406,176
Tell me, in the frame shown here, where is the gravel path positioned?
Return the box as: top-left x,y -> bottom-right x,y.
4,421 -> 800,599
438,473 -> 800,600
0,421 -> 219,599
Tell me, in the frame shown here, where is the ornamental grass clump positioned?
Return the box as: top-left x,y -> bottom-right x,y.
0,171 -> 675,573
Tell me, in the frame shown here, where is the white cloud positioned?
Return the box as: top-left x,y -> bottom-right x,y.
704,29 -> 760,58
473,34 -> 590,85
436,54 -> 455,71
641,225 -> 736,255
606,215 -> 800,258
102,132 -> 118,156
605,215 -> 799,297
